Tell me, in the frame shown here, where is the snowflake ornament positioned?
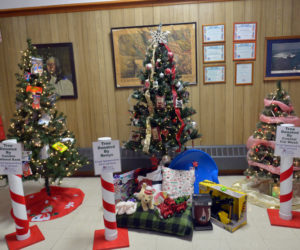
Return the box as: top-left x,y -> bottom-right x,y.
149,24 -> 170,44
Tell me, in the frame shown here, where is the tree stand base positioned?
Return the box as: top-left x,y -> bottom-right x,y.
93,228 -> 129,250
5,225 -> 45,250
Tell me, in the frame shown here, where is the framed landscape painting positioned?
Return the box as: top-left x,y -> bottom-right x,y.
111,22 -> 197,88
264,36 -> 300,81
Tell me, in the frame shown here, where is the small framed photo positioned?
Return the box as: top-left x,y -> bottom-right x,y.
203,65 -> 226,84
203,43 -> 225,63
233,42 -> 256,61
202,24 -> 225,43
235,62 -> 254,85
34,43 -> 78,99
264,36 -> 300,80
234,22 -> 257,41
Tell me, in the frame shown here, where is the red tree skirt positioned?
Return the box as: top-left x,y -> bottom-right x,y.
25,186 -> 84,222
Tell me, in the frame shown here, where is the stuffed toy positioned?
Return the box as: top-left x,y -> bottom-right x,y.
116,201 -> 137,215
135,183 -> 154,211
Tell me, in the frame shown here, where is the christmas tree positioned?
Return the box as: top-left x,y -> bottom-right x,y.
245,81 -> 300,184
124,25 -> 200,155
7,39 -> 87,195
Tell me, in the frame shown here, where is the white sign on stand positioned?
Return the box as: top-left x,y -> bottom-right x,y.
0,142 -> 22,175
274,126 -> 300,157
92,140 -> 121,175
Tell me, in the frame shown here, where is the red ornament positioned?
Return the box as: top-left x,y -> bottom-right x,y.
258,129 -> 262,132
165,68 -> 171,75
162,129 -> 169,137
172,118 -> 177,123
168,52 -> 173,61
274,107 -> 278,112
255,148 -> 259,153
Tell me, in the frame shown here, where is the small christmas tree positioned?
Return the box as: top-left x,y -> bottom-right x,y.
124,25 -> 200,156
7,39 -> 88,195
245,81 -> 300,184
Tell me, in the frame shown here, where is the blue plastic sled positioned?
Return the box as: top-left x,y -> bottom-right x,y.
169,149 -> 219,194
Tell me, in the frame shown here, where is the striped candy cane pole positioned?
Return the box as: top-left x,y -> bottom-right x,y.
8,174 -> 31,240
279,124 -> 294,221
98,138 -> 118,241
279,155 -> 293,220
4,139 -> 31,240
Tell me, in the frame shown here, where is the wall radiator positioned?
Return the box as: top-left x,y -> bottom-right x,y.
77,144 -> 248,175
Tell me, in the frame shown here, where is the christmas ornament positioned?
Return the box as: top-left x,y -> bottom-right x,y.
151,127 -> 161,141
24,72 -> 31,81
146,63 -> 153,70
156,95 -> 165,109
191,121 -> 197,129
32,95 -> 41,109
38,114 -> 51,126
52,142 -> 68,153
145,79 -> 150,88
162,129 -> 169,137
31,57 -> 43,75
40,144 -> 50,159
172,118 -> 177,123
22,162 -> 33,177
175,99 -> 183,108
165,68 -> 171,75
132,118 -> 139,126
168,52 -> 174,61
149,24 -> 170,44
159,72 -> 164,78
153,81 -> 159,89
26,85 -> 43,94
130,133 -> 140,142
175,81 -> 181,88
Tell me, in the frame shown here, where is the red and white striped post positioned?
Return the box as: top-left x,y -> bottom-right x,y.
279,156 -> 293,220
3,139 -> 44,249
93,137 -> 129,250
98,137 -> 118,241
279,124 -> 294,220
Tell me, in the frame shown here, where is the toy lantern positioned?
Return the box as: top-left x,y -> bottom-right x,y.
192,194 -> 213,230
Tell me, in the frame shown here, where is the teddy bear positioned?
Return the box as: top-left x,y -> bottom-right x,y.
135,183 -> 154,211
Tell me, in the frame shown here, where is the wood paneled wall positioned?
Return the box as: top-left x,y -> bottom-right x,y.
0,0 -> 300,148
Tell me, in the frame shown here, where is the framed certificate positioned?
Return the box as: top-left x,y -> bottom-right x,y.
234,22 -> 257,41
203,44 -> 225,63
235,62 -> 254,85
203,65 -> 226,84
202,24 -> 225,43
233,42 -> 256,60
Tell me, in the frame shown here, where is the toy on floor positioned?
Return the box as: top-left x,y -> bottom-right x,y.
135,183 -> 154,211
157,197 -> 188,219
116,201 -> 137,215
192,194 -> 213,231
168,149 -> 219,194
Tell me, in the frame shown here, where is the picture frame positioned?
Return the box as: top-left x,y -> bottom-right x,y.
203,43 -> 225,63
111,22 -> 197,88
235,62 -> 254,86
233,42 -> 256,61
34,43 -> 78,99
203,65 -> 226,84
202,24 -> 225,43
264,36 -> 300,81
233,22 -> 257,41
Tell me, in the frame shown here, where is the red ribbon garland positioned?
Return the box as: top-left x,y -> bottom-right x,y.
161,43 -> 185,152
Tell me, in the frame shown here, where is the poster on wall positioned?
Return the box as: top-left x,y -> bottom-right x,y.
264,36 -> 300,80
34,43 -> 78,99
235,62 -> 253,85
234,22 -> 257,41
202,24 -> 225,43
111,22 -> 197,88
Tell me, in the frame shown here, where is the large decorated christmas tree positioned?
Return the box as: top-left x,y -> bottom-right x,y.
7,39 -> 87,195
124,25 -> 200,156
245,81 -> 300,184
